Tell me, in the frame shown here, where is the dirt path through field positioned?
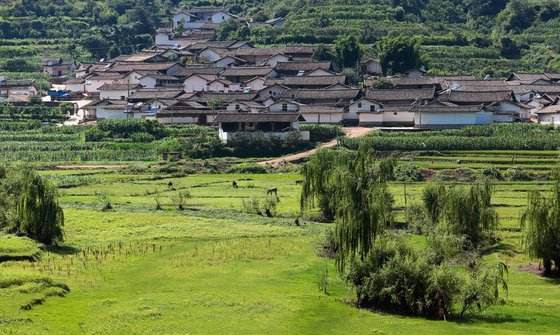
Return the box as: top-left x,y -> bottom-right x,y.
258,127 -> 374,167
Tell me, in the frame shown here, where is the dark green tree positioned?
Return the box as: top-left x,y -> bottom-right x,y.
13,170 -> 64,245
334,35 -> 362,69
378,35 -> 422,75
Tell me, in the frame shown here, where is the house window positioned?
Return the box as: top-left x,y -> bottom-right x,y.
358,102 -> 362,108
282,103 -> 288,112
120,96 -> 125,100
235,104 -> 240,110
393,112 -> 398,115
370,105 -> 375,112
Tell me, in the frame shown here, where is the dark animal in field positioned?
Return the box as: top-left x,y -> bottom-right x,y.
294,217 -> 301,226
267,187 -> 278,196
295,180 -> 304,185
232,181 -> 238,189
167,181 -> 176,191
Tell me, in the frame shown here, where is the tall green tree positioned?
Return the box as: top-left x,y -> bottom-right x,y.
301,146 -> 394,271
334,35 -> 362,70
378,35 -> 422,75
13,170 -> 64,245
521,180 -> 560,276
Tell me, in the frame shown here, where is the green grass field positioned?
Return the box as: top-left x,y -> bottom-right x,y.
1,165 -> 560,334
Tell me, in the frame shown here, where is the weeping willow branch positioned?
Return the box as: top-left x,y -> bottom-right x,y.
300,145 -> 394,272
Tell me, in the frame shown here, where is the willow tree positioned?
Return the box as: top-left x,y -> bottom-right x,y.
443,181 -> 498,247
421,180 -> 498,248
14,171 -> 64,245
521,181 -> 560,276
301,145 -> 394,271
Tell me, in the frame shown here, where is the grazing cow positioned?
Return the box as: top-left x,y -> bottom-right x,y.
232,181 -> 238,189
267,187 -> 278,196
295,180 -> 304,185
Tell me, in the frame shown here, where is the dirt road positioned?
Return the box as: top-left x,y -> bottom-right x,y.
258,127 -> 373,167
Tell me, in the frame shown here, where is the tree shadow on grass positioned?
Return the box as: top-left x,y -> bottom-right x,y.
480,241 -> 518,257
455,313 -> 531,324
46,244 -> 80,255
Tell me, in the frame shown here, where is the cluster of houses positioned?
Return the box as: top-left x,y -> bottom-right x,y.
4,6 -> 560,142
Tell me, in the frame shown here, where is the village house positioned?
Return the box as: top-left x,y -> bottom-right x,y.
226,101 -> 266,113
172,7 -> 233,31
281,88 -> 360,106
212,56 -> 247,68
216,113 -> 309,143
42,58 -> 75,77
61,78 -> 86,93
361,58 -> 383,76
535,104 -> 560,126
98,83 -> 139,100
207,79 -> 241,93
439,90 -> 526,122
276,75 -> 346,89
0,79 -> 39,102
261,54 -> 291,67
138,74 -> 183,89
274,61 -> 332,76
244,77 -> 267,91
348,98 -> 383,123
221,66 -> 277,83
366,88 -> 435,106
299,105 -> 345,124
268,100 -> 300,113
413,104 -> 492,128
183,74 -> 217,92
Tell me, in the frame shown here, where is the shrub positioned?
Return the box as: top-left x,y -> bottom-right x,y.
346,235 -> 508,320
406,203 -> 430,234
130,132 -> 155,143
300,124 -> 343,142
394,163 -> 423,182
226,163 -> 268,174
481,167 -> 503,180
171,190 -> 191,210
504,166 -> 531,181
347,237 -> 461,319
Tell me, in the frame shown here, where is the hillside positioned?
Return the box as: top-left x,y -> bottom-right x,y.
1,0 -> 560,79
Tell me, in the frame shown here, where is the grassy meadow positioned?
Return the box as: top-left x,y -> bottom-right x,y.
1,155 -> 560,334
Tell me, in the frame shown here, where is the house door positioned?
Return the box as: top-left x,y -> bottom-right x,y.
198,115 -> 207,125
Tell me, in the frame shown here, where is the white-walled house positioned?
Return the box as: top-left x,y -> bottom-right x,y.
213,56 -> 246,68
413,105 -> 493,128
536,105 -> 560,126
62,78 -> 86,93
98,84 -> 139,100
358,107 -> 415,126
306,68 -> 335,77
183,74 -> 216,92
361,58 -> 383,75
268,100 -> 300,113
226,101 -> 266,113
207,79 -> 241,93
84,100 -> 129,120
348,98 -> 383,121
299,105 -> 344,124
172,8 -> 232,30
244,77 -> 267,91
256,84 -> 289,101
262,54 -> 291,67
85,73 -> 125,93
216,113 -> 309,144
